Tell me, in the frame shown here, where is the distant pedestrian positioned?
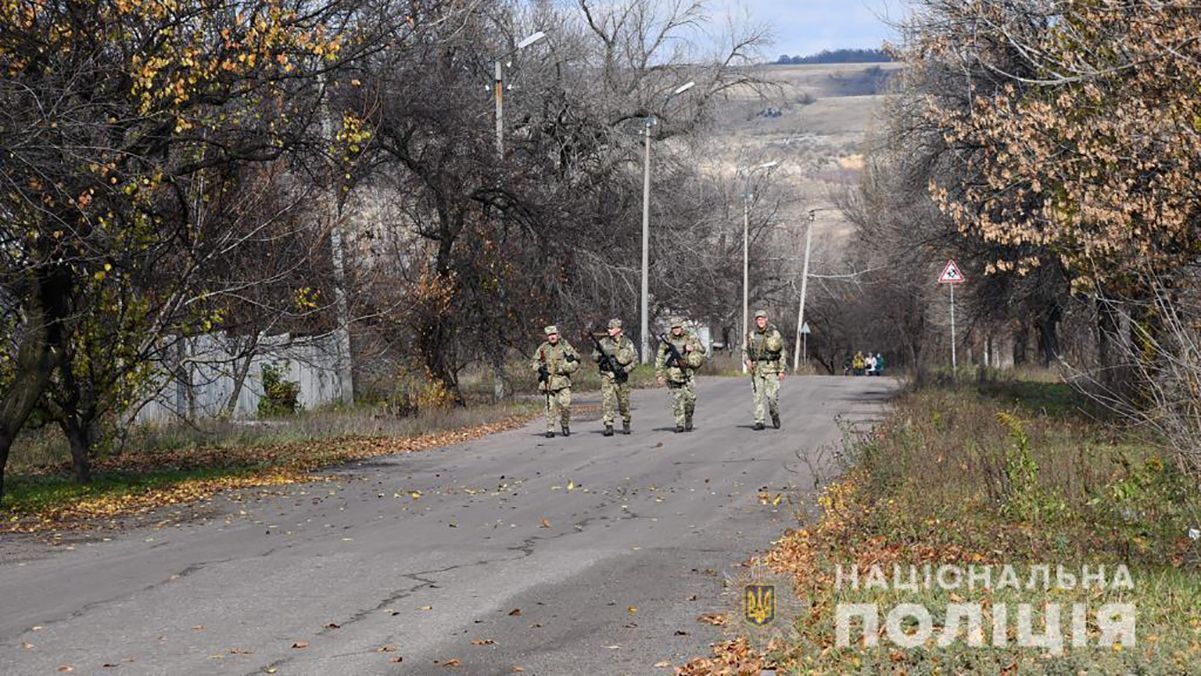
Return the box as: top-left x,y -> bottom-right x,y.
532,325 -> 580,438
744,309 -> 786,430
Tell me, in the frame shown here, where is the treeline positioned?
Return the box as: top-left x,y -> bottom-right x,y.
0,0 -> 779,497
774,48 -> 893,65
833,0 -> 1201,479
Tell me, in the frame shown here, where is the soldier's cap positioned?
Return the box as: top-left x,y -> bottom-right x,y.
669,316 -> 685,328
544,325 -> 559,335
754,309 -> 768,319
607,318 -> 622,329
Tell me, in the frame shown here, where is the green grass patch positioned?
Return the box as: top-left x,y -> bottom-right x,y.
3,401 -> 538,526
4,466 -> 261,516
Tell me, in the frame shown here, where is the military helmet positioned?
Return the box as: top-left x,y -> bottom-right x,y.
754,309 -> 768,319
669,316 -> 685,329
607,318 -> 622,329
544,325 -> 559,335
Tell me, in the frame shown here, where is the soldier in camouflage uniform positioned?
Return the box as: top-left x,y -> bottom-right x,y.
593,318 -> 638,436
655,317 -> 706,433
744,309 -> 786,430
532,325 -> 580,438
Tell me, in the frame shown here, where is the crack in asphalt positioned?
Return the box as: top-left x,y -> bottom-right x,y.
14,556 -> 234,636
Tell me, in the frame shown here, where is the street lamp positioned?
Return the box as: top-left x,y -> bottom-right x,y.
793,208 -> 821,372
494,30 -> 548,155
638,80 -> 696,363
738,160 -> 779,373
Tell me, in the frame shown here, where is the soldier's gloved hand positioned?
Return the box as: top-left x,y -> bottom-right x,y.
565,354 -> 577,363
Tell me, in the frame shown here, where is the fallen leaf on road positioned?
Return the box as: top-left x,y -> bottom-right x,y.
410,491 -> 422,499
606,644 -> 621,649
675,630 -> 689,636
511,668 -> 525,673
377,645 -> 397,653
21,642 -> 33,650
57,667 -> 73,673
441,658 -> 462,667
102,664 -> 118,668
654,660 -> 672,668
292,641 -> 309,649
627,605 -> 637,614
508,608 -> 521,616
230,648 -> 253,655
540,518 -> 550,528
471,639 -> 496,645
325,623 -> 340,629
420,605 -> 433,611
697,613 -> 727,626
192,625 -> 205,631
390,656 -> 403,663
567,480 -> 575,491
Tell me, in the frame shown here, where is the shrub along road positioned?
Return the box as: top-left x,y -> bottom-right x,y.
0,376 -> 895,675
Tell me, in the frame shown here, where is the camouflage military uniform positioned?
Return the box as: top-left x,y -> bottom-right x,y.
746,310 -> 785,429
655,319 -> 706,432
532,325 -> 580,437
593,319 -> 638,434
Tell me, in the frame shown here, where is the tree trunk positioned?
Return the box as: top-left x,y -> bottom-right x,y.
224,335 -> 259,418
1013,322 -> 1029,366
0,267 -> 69,501
1036,305 -> 1062,367
59,417 -> 93,484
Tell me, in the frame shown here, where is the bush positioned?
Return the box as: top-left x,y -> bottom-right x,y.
257,362 -> 301,417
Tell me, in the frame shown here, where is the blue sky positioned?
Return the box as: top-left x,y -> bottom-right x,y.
711,0 -> 904,58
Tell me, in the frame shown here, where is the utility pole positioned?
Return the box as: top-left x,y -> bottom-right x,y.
494,60 -> 504,154
638,80 -> 695,363
318,75 -> 354,405
492,31 -> 547,158
640,118 -> 652,363
738,161 -> 778,372
793,209 -> 817,372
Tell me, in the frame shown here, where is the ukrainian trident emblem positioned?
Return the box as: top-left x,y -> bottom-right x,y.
744,584 -> 775,626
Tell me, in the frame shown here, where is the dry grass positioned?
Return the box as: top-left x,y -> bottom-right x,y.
680,379 -> 1201,674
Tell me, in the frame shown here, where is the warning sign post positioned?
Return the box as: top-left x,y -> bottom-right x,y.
937,259 -> 966,373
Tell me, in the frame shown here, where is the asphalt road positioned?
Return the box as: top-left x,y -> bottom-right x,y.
1,375 -> 896,675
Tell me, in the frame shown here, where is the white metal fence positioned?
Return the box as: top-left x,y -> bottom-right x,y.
133,332 -> 346,424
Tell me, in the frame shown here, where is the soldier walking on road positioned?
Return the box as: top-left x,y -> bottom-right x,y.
745,309 -> 786,430
591,318 -> 638,436
532,325 -> 580,438
655,317 -> 706,433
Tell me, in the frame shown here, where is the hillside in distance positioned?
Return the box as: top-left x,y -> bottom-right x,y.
701,61 -> 902,242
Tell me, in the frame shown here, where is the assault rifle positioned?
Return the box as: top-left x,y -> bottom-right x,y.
657,333 -> 686,370
586,330 -> 628,384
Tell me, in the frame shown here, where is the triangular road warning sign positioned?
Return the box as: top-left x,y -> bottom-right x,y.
938,259 -> 966,284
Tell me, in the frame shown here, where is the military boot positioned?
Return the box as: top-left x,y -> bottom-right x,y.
545,431 -> 555,438
771,410 -> 781,429
753,422 -> 765,431
603,424 -> 614,437
684,414 -> 693,432
675,424 -> 685,433
561,424 -> 571,437
622,421 -> 631,435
